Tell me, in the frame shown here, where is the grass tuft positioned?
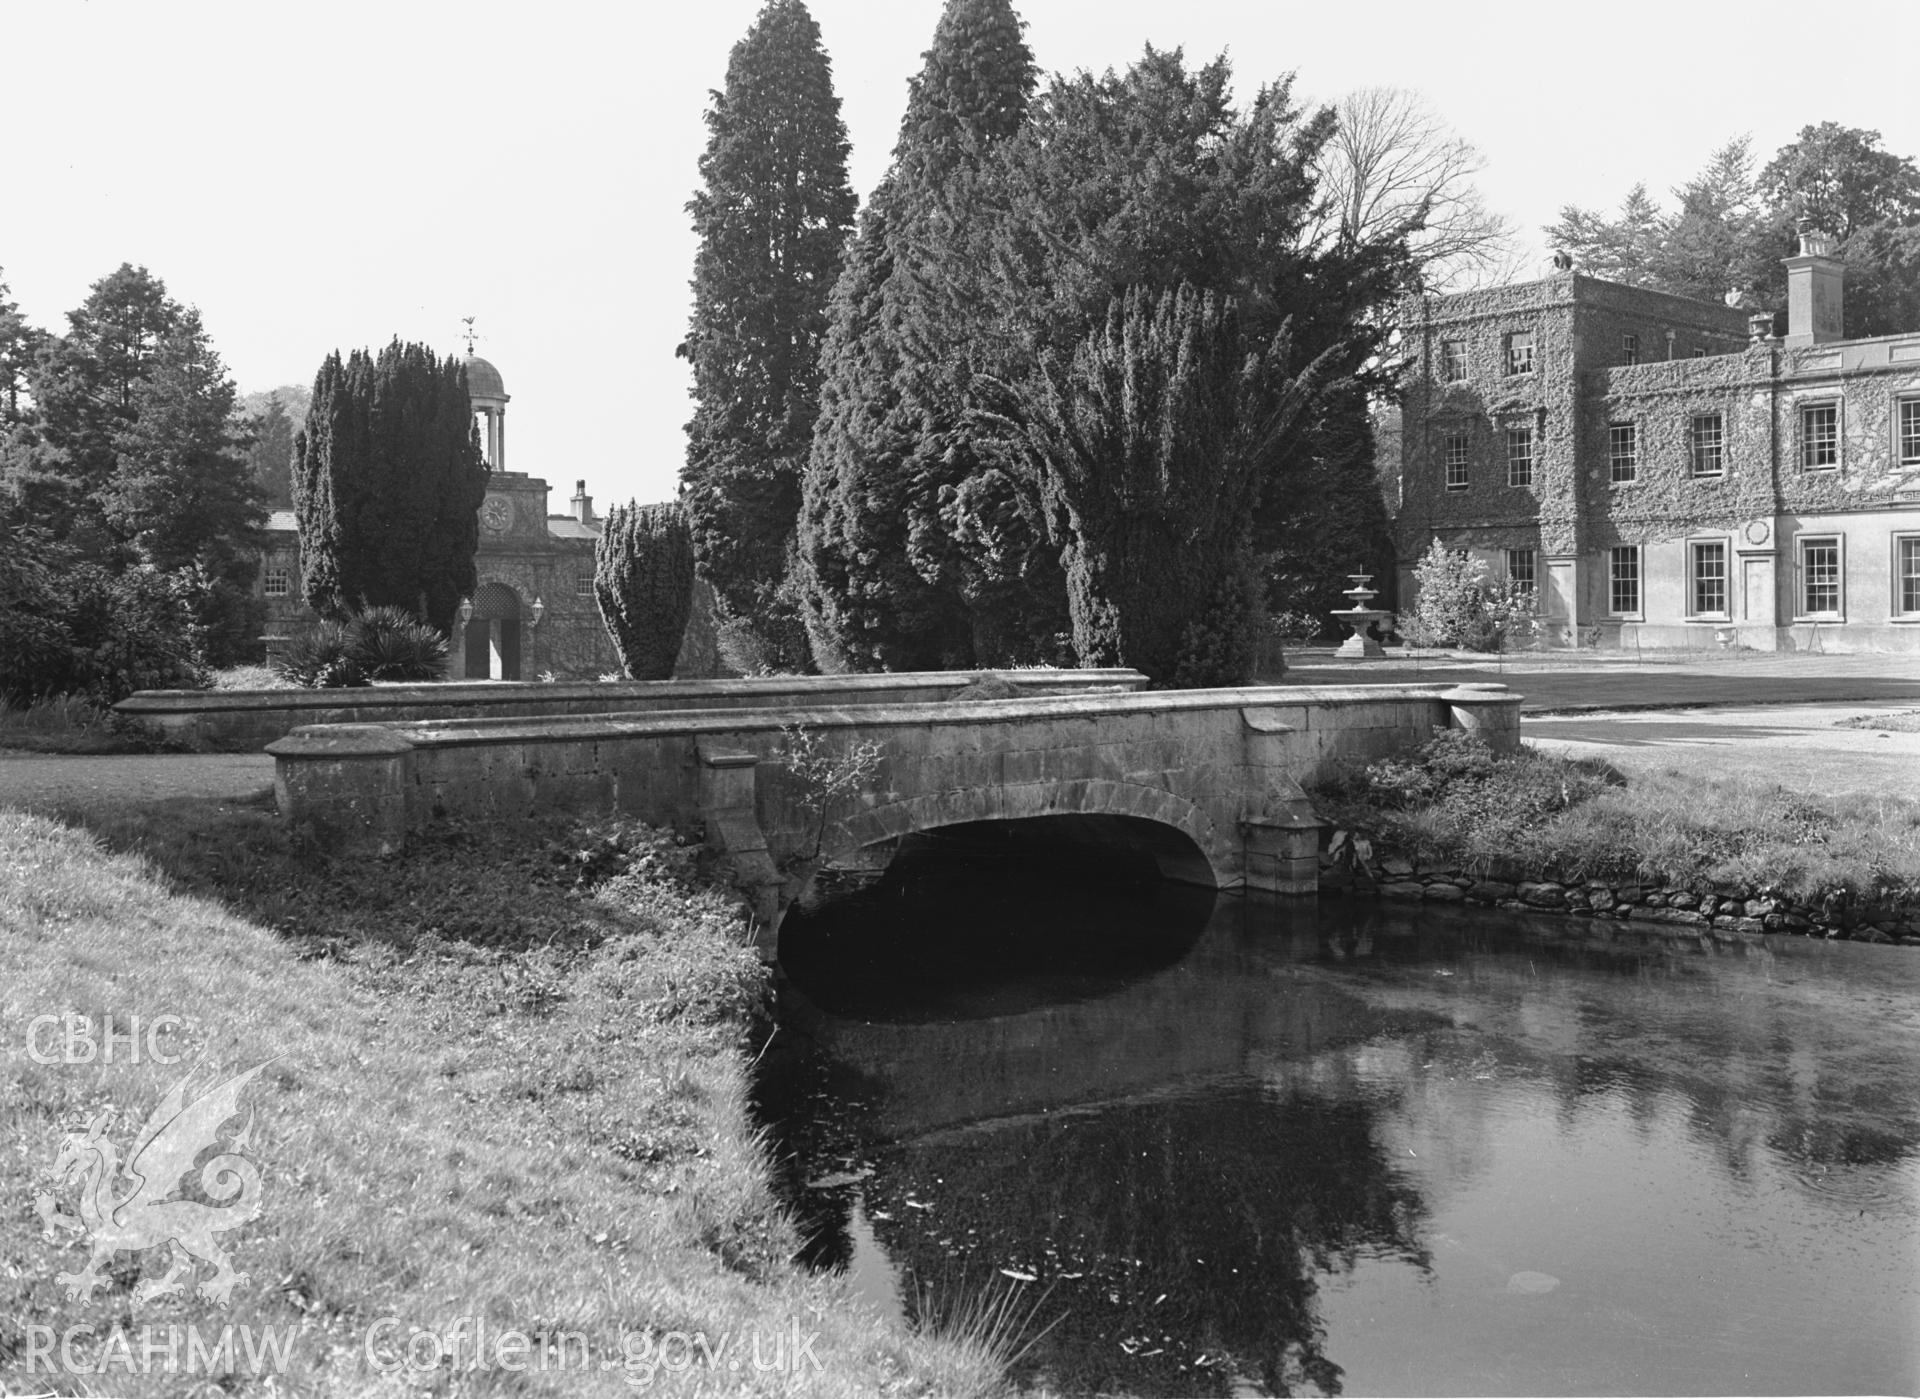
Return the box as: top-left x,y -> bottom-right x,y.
1836,708 -> 1920,734
212,664 -> 293,691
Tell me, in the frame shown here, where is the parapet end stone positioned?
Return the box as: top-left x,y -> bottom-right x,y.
267,726 -> 417,856
1442,685 -> 1523,753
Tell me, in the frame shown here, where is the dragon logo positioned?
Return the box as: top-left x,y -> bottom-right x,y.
35,1060 -> 272,1307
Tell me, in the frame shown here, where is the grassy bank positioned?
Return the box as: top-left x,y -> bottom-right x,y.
1,801 -> 1004,1395
1313,729 -> 1920,907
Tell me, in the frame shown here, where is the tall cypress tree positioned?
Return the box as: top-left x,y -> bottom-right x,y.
798,0 -> 1039,670
798,197 -> 974,671
293,340 -> 487,635
681,0 -> 855,666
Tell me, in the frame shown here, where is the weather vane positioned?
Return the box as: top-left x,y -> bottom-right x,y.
461,316 -> 479,355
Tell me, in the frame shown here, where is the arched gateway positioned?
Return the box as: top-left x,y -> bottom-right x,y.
463,581 -> 524,680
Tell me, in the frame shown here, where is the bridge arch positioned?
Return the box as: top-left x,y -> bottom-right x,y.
823,779 -> 1234,889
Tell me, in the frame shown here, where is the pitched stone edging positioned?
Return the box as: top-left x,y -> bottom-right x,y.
1319,833 -> 1920,947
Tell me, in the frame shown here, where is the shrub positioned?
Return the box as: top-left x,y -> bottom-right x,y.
276,622 -> 367,688
781,723 -> 884,859
351,605 -> 450,681
273,607 -> 449,688
1316,728 -> 1621,868
595,502 -> 696,680
0,533 -> 76,706
184,566 -> 268,668
712,556 -> 814,678
1,527 -> 208,703
1406,539 -> 1540,652
67,565 -> 210,700
1266,608 -> 1330,645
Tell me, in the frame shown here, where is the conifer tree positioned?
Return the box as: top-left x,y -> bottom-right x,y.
681,0 -> 855,665
807,41 -> 1414,678
798,199 -> 977,670
798,0 -> 1039,670
0,271 -> 40,426
1009,284 -> 1338,687
892,0 -> 1035,183
594,501 -> 696,680
101,312 -> 261,573
245,392 -> 297,509
293,341 -> 487,635
5,264 -> 183,540
0,272 -> 49,528
100,313 -> 267,662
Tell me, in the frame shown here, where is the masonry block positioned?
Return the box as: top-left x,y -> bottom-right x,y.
1242,812 -> 1321,895
1445,686 -> 1524,753
268,727 -> 417,855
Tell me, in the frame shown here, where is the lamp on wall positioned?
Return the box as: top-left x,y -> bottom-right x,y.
529,597 -> 546,629
457,597 -> 474,629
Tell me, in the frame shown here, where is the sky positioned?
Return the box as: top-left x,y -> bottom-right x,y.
6,0 -> 1916,512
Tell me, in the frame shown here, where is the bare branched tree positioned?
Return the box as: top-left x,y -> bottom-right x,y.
1308,87 -> 1520,292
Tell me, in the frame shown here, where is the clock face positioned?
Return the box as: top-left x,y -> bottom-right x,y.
482,497 -> 510,532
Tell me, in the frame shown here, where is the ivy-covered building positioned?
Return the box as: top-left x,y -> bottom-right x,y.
259,353 -> 622,679
1392,236 -> 1920,651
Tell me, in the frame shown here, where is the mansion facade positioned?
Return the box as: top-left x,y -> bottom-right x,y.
259,354 -> 623,679
1390,237 -> 1920,651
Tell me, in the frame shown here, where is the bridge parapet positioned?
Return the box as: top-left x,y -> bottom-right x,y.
120,667 -> 1147,750
267,682 -> 1520,945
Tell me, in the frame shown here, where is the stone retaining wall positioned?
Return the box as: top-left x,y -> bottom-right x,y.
117,668 -> 1148,750
1321,836 -> 1920,946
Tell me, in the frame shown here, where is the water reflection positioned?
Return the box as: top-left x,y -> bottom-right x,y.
759,870 -> 1920,1397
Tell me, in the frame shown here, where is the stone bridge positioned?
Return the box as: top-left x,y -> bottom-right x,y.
270,682 -> 1520,949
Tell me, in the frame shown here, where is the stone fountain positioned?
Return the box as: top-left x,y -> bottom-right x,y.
1330,574 -> 1391,658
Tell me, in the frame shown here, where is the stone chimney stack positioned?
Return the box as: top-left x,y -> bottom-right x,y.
1783,228 -> 1845,347
571,480 -> 594,525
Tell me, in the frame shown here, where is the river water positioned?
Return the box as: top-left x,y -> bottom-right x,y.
755,847 -> 1920,1397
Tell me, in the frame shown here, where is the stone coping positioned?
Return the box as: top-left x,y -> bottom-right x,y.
121,667 -> 1146,718
269,682 -> 1493,754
